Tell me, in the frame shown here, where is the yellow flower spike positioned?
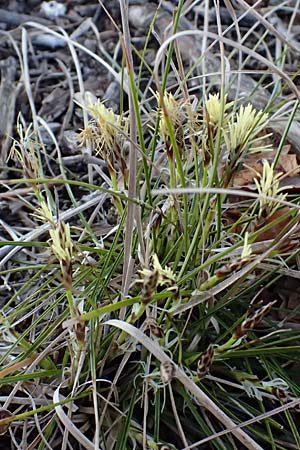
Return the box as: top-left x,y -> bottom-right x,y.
227,104 -> 268,151
8,118 -> 39,180
154,91 -> 185,142
88,100 -> 120,150
49,221 -> 73,292
205,93 -> 233,125
78,126 -> 95,146
49,221 -> 73,265
254,160 -> 287,215
152,254 -> 176,284
77,98 -> 128,158
33,199 -> 55,225
139,254 -> 176,289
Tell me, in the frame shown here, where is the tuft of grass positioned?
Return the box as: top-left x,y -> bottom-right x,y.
1,2 -> 300,449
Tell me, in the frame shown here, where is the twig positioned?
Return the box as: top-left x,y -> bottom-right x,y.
0,9 -> 51,26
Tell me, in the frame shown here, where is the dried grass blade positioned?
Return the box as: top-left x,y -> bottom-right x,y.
105,319 -> 263,450
53,385 -> 102,450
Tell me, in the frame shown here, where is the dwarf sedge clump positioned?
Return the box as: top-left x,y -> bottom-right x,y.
4,6 -> 300,445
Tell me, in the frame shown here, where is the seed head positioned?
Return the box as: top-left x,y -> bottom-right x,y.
236,301 -> 276,337
160,361 -> 175,383
272,387 -> 289,401
215,235 -> 253,278
197,344 -> 214,378
74,320 -> 86,345
142,269 -> 159,305
146,317 -> 164,338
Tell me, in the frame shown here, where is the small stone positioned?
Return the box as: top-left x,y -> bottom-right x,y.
41,1 -> 67,20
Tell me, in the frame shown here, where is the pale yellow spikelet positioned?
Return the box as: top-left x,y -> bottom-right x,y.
49,221 -> 74,290
139,254 -> 176,287
8,119 -> 39,179
78,126 -> 95,145
205,93 -> 232,125
254,160 -> 286,214
227,104 -> 268,151
33,199 -> 54,224
78,98 -> 128,157
155,91 -> 185,142
49,221 -> 73,264
152,253 -> 176,284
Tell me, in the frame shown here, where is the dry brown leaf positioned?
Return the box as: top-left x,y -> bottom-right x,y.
232,152 -> 300,187
232,162 -> 263,186
278,154 -> 300,174
254,207 -> 292,242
